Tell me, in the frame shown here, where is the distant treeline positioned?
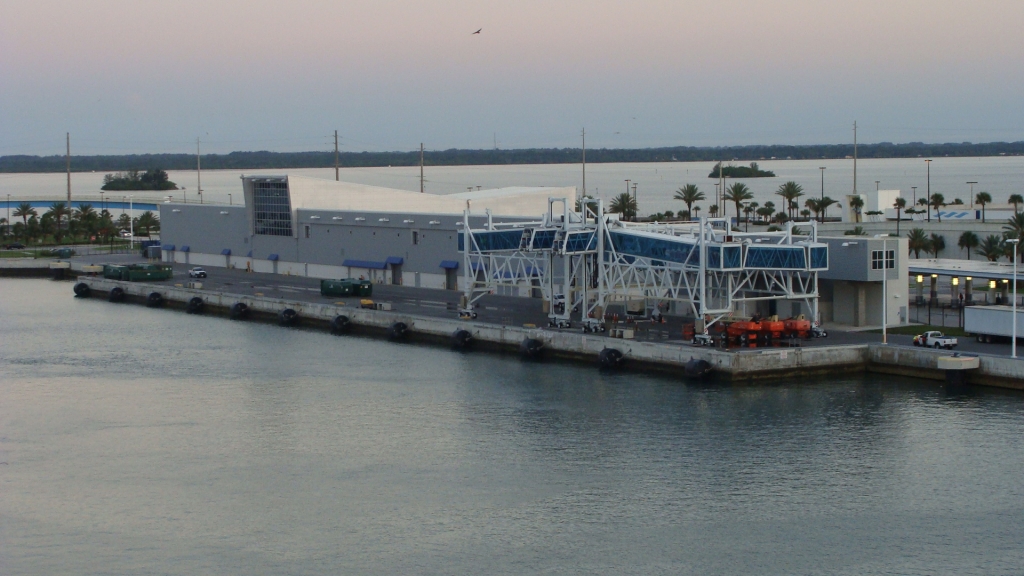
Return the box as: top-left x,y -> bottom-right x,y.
3,141 -> 1024,173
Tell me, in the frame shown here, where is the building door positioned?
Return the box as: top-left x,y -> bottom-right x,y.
391,264 -> 402,285
445,268 -> 458,290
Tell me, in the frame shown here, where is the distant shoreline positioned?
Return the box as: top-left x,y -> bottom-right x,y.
2,141 -> 1023,173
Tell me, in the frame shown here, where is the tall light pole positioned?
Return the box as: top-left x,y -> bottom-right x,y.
819,167 -> 826,204
625,179 -> 631,220
911,186 -> 917,208
1011,238 -> 1019,358
228,193 -> 233,206
128,195 -> 134,250
632,183 -> 638,221
875,180 -> 880,192
881,234 -> 890,344
967,181 -> 977,209
925,159 -> 932,223
6,193 -> 9,237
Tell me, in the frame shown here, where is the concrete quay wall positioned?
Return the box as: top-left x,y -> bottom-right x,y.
73,277 -> 1024,387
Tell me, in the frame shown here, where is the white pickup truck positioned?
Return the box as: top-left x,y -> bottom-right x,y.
913,331 -> 958,349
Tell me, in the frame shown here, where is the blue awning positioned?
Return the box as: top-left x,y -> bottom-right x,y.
221,249 -> 231,256
343,259 -> 387,270
180,245 -> 190,252
439,260 -> 459,269
268,254 -> 279,261
162,244 -> 175,251
385,256 -> 404,265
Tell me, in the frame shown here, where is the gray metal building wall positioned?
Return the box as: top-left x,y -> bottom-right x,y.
159,204 -> 529,275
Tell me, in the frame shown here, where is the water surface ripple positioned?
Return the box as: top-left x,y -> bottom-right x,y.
2,279 -> 1023,575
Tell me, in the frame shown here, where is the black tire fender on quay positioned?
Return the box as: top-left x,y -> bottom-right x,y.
684,358 -> 713,379
146,292 -> 164,308
229,302 -> 249,320
598,347 -> 624,369
186,297 -> 205,314
330,315 -> 351,334
73,282 -> 91,297
519,338 -> 543,360
108,286 -> 125,303
451,329 -> 473,349
388,321 -> 408,341
278,308 -> 298,326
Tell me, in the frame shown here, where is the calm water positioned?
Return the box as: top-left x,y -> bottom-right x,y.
2,278 -> 1024,575
2,156 -> 1023,216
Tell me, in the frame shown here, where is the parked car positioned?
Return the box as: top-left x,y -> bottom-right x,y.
4,242 -> 26,250
188,267 -> 207,278
119,230 -> 132,238
913,331 -> 958,349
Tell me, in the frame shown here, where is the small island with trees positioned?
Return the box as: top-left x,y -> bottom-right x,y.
101,169 -> 178,191
709,162 -> 776,178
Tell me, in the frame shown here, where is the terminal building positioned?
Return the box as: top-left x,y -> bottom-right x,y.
159,174 -> 907,328
159,175 -> 573,290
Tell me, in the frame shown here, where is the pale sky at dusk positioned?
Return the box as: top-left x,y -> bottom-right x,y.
2,0 -> 1023,155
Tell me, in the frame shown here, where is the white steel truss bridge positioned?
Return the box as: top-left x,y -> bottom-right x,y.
460,199 -> 829,333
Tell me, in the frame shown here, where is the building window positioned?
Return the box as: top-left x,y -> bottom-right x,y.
871,249 -> 895,270
304,225 -> 310,239
413,230 -> 419,245
252,180 -> 292,236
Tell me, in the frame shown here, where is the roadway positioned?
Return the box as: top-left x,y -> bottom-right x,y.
60,254 -> 1019,357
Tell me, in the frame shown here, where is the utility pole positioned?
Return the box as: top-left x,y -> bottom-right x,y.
420,143 -> 425,193
197,138 -> 203,205
925,159 -> 932,223
581,128 -> 586,202
967,181 -> 977,208
66,133 -> 71,206
334,130 -> 339,181
853,121 -> 858,193
632,182 -> 638,221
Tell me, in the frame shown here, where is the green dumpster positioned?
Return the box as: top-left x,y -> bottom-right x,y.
356,280 -> 373,297
103,264 -> 129,280
321,279 -> 354,297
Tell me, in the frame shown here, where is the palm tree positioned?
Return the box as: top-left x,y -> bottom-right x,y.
804,198 -> 822,221
917,197 -> 930,222
673,184 -> 704,221
907,228 -> 929,258
1009,194 -> 1024,214
958,231 -> 980,260
608,192 -> 637,221
775,181 -> 804,218
929,193 -> 945,223
819,196 -> 839,221
742,203 -> 755,230
844,226 -> 866,236
975,191 -> 992,223
928,233 -> 945,258
799,208 -> 811,220
1003,213 -> 1024,262
45,202 -> 71,241
848,196 -> 864,223
723,182 -> 753,222
894,197 -> 906,236
708,204 -> 719,217
12,202 -> 37,227
979,235 -> 1005,262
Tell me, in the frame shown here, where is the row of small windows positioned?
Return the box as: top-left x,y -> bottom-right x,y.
871,249 -> 895,270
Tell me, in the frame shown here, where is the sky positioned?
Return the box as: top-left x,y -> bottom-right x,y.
2,0 -> 1024,155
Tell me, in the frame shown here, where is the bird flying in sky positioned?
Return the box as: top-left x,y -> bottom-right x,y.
472,28 -> 481,34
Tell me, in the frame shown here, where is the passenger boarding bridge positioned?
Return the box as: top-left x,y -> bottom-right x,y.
459,199 -> 828,335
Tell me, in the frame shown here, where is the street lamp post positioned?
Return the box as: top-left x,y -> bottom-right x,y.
925,159 -> 932,223
632,183 -> 638,221
6,193 -> 9,237
1011,238 -> 1020,358
967,181 -> 977,209
819,167 -> 826,204
229,193 -> 233,206
128,195 -> 134,250
875,180 -> 880,192
881,235 -> 890,344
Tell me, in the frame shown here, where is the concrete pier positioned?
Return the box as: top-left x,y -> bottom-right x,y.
71,276 -> 1024,389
